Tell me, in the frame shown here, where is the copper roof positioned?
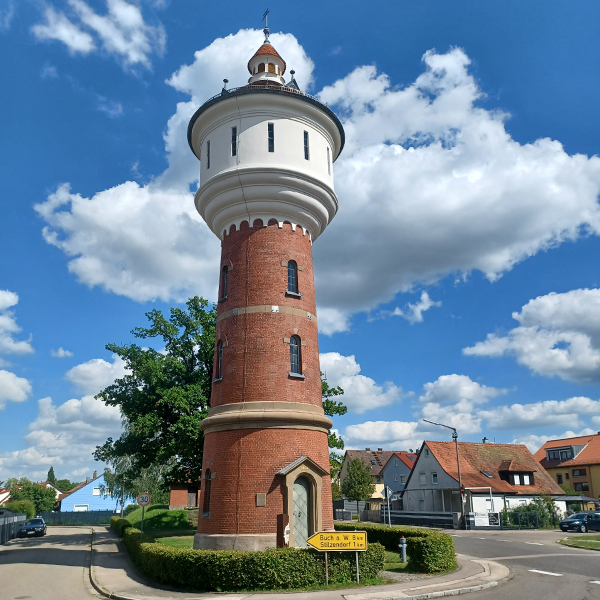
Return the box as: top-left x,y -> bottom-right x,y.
424,441 -> 562,495
247,43 -> 286,74
534,433 -> 600,468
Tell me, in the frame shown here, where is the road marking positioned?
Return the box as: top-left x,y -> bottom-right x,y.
590,581 -> 600,585
525,542 -> 544,545
478,537 -> 486,540
529,569 -> 563,577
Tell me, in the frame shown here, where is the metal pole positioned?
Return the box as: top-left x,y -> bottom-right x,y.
325,551 -> 328,586
387,487 -> 391,527
140,505 -> 145,537
453,430 -> 465,529
355,551 -> 360,583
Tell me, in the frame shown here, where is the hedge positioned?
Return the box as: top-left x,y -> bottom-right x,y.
112,521 -> 384,591
110,516 -> 133,537
335,522 -> 457,573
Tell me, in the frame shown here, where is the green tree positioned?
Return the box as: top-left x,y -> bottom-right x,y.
8,478 -> 57,513
559,484 -> 581,496
46,466 -> 56,484
94,297 -> 216,485
56,479 -> 78,492
341,458 -> 375,521
322,375 -> 347,477
5,499 -> 35,518
331,480 -> 342,501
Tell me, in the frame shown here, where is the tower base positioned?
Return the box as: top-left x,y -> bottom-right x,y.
193,532 -> 277,551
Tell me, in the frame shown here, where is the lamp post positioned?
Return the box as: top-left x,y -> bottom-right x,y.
423,419 -> 465,529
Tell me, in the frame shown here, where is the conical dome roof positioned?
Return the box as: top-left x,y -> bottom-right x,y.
247,43 -> 286,75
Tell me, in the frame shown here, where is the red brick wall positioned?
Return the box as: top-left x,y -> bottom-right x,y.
198,428 -> 333,535
169,485 -> 201,507
199,219 -> 333,538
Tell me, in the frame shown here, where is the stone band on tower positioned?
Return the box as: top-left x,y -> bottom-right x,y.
187,30 -> 344,551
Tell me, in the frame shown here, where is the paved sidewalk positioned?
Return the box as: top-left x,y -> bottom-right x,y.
90,527 -> 512,600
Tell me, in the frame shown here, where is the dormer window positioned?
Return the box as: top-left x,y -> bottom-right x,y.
481,471 -> 493,478
371,460 -> 377,465
547,447 -> 574,461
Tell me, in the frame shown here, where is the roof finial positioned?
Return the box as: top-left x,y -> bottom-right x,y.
262,8 -> 270,44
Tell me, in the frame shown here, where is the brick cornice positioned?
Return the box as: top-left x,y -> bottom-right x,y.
217,304 -> 316,325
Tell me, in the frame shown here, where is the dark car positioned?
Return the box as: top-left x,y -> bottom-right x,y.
560,512 -> 600,533
17,518 -> 47,537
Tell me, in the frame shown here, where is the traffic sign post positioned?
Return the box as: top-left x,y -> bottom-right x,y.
306,531 -> 367,585
137,493 -> 151,537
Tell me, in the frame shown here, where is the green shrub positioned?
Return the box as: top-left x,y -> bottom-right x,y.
119,527 -> 384,591
123,504 -> 138,517
4,499 -> 35,518
334,522 -> 456,574
111,516 -> 133,537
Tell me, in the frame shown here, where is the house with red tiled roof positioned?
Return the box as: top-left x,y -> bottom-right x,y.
39,481 -> 64,500
402,441 -> 565,516
339,449 -> 396,505
381,452 -> 418,497
0,487 -> 11,506
534,432 -> 600,503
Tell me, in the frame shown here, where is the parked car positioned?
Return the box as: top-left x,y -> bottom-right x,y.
17,518 -> 47,537
560,512 -> 600,533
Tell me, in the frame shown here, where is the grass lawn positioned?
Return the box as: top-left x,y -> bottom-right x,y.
125,504 -> 196,535
156,535 -> 195,549
384,550 -> 413,573
558,534 -> 600,550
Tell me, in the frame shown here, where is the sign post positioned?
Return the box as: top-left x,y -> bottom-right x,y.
306,531 -> 367,585
137,493 -> 151,537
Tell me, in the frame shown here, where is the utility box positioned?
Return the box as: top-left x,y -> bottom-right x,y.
452,512 -> 462,529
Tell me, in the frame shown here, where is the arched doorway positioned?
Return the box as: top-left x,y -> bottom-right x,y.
293,476 -> 311,546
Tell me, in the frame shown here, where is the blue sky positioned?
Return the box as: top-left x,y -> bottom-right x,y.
2,0 -> 600,482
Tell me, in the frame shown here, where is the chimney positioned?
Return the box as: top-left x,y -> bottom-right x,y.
377,448 -> 383,451
93,471 -> 97,479
86,477 -> 90,483
365,447 -> 371,451
482,437 -> 489,444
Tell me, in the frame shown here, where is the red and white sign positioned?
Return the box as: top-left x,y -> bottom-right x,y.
137,493 -> 151,507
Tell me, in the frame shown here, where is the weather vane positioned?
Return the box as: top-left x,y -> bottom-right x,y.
262,8 -> 270,43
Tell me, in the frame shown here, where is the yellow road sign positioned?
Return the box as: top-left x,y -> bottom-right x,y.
306,531 -> 367,551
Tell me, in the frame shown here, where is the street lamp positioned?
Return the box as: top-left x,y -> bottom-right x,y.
423,419 -> 465,528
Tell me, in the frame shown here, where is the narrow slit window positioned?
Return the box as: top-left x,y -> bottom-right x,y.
287,260 -> 298,294
216,341 -> 223,380
304,131 -> 309,160
231,126 -> 237,157
220,266 -> 228,299
206,140 -> 210,169
203,469 -> 211,515
327,147 -> 331,175
268,123 -> 274,152
290,335 -> 301,374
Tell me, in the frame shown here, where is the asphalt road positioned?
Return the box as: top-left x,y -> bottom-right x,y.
0,526 -> 99,600
451,528 -> 600,600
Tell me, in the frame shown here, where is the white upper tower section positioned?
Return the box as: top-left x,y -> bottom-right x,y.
187,35 -> 345,241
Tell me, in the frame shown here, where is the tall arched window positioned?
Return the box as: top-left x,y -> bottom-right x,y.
220,266 -> 228,299
203,469 -> 211,515
258,63 -> 265,73
216,340 -> 223,380
290,335 -> 302,375
287,261 -> 298,294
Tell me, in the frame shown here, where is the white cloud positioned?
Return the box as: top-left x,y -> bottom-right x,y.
32,4 -> 96,54
480,396 -> 600,430
0,2 -> 15,31
34,38 -> 600,328
51,347 -> 74,358
512,429 -> 598,454
0,370 -> 32,410
419,374 -> 507,405
65,354 -> 129,395
312,50 -> 600,323
0,290 -> 34,355
31,0 -> 165,71
41,62 -> 58,78
381,291 -> 441,324
320,352 -> 401,414
464,289 -> 600,382
97,97 -> 123,117
0,395 -> 121,481
345,420 -> 419,443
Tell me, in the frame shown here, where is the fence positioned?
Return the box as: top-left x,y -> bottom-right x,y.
500,511 -> 539,530
39,510 -> 120,526
0,510 -> 26,545
381,508 -> 455,528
